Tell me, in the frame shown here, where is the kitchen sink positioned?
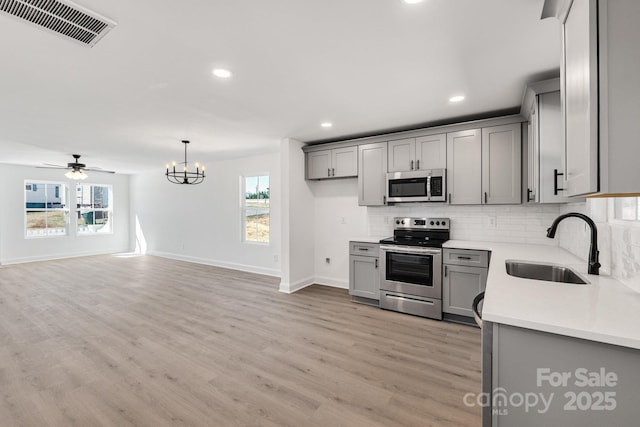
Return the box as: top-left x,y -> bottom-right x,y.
505,260 -> 589,285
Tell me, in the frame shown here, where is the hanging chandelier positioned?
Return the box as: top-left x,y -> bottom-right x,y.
165,140 -> 205,185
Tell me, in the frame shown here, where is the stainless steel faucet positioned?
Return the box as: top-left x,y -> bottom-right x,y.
546,212 -> 600,275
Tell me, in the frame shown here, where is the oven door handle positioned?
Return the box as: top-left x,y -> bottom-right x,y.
380,245 -> 442,255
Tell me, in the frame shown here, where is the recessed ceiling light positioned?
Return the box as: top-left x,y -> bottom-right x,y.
321,122 -> 333,128
212,68 -> 232,78
404,0 -> 424,4
449,95 -> 465,103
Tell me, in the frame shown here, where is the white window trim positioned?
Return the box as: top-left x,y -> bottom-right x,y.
608,197 -> 640,227
76,183 -> 114,236
241,174 -> 270,245
24,180 -> 69,239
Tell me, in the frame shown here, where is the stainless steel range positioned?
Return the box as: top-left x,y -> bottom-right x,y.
379,217 -> 450,320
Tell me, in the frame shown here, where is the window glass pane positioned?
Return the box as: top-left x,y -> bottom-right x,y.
46,211 -> 67,235
614,197 -> 639,221
243,175 -> 269,243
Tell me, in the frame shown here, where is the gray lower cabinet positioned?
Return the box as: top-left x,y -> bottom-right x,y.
349,241 -> 380,304
443,248 -> 489,319
487,323 -> 640,426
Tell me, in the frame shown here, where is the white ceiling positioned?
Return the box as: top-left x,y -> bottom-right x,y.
0,0 -> 560,174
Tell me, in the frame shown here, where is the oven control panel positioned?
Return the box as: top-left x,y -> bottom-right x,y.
393,217 -> 450,230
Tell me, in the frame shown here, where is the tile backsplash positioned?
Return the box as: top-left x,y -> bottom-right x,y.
367,203 -> 562,245
558,198 -> 640,293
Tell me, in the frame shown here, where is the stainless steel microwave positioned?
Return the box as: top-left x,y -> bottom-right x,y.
386,169 -> 447,203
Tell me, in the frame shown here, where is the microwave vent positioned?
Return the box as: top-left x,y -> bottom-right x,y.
0,0 -> 116,47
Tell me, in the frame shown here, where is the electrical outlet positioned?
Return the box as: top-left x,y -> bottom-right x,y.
273,254 -> 279,262
325,257 -> 331,264
487,216 -> 497,228
340,217 -> 347,224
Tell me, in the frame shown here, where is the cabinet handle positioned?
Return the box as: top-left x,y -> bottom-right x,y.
444,265 -> 447,277
553,169 -> 565,195
527,188 -> 533,202
328,168 -> 331,177
383,195 -> 387,205
484,192 -> 488,204
416,159 -> 420,170
358,247 -> 369,251
375,259 -> 379,269
332,168 -> 335,176
410,160 -> 414,170
448,193 -> 451,204
457,256 -> 472,260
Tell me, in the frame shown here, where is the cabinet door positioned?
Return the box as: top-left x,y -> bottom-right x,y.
307,150 -> 331,179
331,146 -> 358,178
527,100 -> 540,203
563,0 -> 599,196
358,142 -> 388,206
482,123 -> 522,204
387,138 -> 415,172
539,91 -> 571,203
349,255 -> 380,300
443,264 -> 487,317
415,133 -> 446,170
447,129 -> 482,204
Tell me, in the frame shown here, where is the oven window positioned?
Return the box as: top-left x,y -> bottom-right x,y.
389,178 -> 428,198
386,252 -> 433,287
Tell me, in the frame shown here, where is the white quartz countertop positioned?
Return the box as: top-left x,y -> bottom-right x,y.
444,240 -> 640,350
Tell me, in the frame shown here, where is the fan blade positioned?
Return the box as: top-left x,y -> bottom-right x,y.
37,165 -> 69,170
42,163 -> 67,167
84,168 -> 116,174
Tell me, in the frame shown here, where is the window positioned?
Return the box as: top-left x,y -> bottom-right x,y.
25,181 -> 68,237
76,184 -> 113,234
613,197 -> 640,221
242,175 -> 270,243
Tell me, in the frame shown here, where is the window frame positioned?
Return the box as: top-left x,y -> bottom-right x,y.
24,180 -> 69,239
241,174 -> 270,245
609,196 -> 640,226
75,183 -> 114,236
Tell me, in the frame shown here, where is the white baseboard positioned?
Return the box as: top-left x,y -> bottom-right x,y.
1,249 -> 128,265
279,276 -> 315,294
279,275 -> 348,294
314,276 -> 349,290
148,251 -> 281,277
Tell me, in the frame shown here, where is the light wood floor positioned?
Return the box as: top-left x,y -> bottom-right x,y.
0,255 -> 481,426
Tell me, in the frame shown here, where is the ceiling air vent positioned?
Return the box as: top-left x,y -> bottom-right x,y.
0,0 -> 116,47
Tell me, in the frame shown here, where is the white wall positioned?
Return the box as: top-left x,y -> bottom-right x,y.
279,139 -> 316,292
0,164 -> 130,264
130,151 -> 281,277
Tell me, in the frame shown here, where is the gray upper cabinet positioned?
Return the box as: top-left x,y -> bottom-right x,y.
306,146 -> 357,179
358,142 -> 388,206
482,123 -> 522,204
543,0 -> 640,196
387,138 -> 415,172
447,129 -> 482,204
416,134 -> 447,170
522,79 -> 570,204
562,0 -> 598,196
388,134 -> 446,172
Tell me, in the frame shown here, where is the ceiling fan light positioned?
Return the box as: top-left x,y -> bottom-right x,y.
66,170 -> 88,180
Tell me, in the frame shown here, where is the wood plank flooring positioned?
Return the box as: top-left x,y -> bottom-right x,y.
0,255 -> 481,426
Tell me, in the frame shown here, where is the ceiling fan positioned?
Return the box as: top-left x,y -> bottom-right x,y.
38,154 -> 116,180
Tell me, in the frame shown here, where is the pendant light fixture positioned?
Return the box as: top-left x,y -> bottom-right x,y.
165,140 -> 205,185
